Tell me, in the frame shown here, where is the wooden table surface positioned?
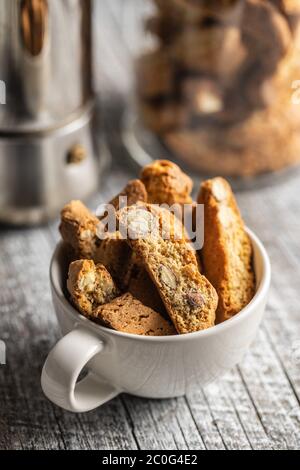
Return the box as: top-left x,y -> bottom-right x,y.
1,0 -> 300,450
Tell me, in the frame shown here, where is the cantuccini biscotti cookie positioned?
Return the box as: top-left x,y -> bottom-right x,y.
117,204 -> 218,333
67,260 -> 119,317
70,180 -> 146,288
60,180 -> 146,262
141,160 -> 199,247
140,160 -> 193,205
93,293 -> 176,336
60,200 -> 100,259
198,177 -> 255,323
127,202 -> 196,313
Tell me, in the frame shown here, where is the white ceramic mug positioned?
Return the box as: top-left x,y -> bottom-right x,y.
41,228 -> 271,412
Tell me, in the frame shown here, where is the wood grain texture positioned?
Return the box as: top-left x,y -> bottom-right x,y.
1,0 -> 300,450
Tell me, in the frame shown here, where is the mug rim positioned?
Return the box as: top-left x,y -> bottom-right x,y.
50,227 -> 271,343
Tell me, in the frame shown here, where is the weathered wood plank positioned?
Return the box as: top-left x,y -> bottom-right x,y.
184,390 -> 226,450
0,229 -> 67,450
200,381 -> 251,450
52,397 -> 139,451
238,329 -> 300,450
122,395 -> 206,450
192,367 -> 273,450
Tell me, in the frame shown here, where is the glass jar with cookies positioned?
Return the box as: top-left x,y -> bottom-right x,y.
128,0 -> 300,181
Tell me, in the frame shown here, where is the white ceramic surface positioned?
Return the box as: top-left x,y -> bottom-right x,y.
41,229 -> 271,412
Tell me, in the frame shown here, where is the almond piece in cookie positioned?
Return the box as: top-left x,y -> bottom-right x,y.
93,293 -> 176,336
67,260 -> 119,317
198,177 -> 255,323
60,200 -> 100,258
117,204 -> 218,333
140,160 -> 193,205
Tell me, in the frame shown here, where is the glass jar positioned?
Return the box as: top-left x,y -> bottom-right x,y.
127,0 -> 300,179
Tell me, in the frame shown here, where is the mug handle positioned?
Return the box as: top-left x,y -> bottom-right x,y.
41,326 -> 120,412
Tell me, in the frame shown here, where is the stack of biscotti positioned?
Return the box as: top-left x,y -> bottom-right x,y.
137,0 -> 300,176
60,160 -> 255,335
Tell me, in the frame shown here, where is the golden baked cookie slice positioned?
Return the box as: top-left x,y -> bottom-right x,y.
141,160 -> 198,248
117,204 -> 218,334
93,293 -> 176,336
60,200 -> 100,259
67,259 -> 119,317
61,180 -> 147,277
198,177 -> 255,323
140,159 -> 193,205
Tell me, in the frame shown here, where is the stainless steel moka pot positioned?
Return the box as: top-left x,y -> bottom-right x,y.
0,0 -> 102,225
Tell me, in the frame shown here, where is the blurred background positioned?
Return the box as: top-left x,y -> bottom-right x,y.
1,0 -> 300,224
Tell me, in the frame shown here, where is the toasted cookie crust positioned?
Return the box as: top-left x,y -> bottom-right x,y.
67,260 -> 119,316
117,204 -> 218,333
198,177 -> 255,323
93,293 -> 176,336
